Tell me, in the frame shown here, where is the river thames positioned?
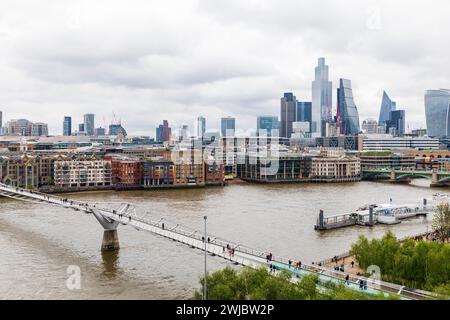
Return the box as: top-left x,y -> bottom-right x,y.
0,180 -> 443,299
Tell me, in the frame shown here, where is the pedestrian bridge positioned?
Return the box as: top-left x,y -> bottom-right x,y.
362,169 -> 450,187
0,182 -> 434,300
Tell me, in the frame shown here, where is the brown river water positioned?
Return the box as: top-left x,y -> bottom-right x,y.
0,179 -> 443,299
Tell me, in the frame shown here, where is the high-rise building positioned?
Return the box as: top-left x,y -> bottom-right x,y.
83,114 -> 95,136
388,110 -> 405,136
196,116 -> 206,137
425,89 -> 450,137
312,58 -> 332,137
280,92 -> 297,138
296,101 -> 312,132
257,116 -> 279,136
109,124 -> 127,137
31,122 -> 49,136
78,123 -> 85,133
63,116 -> 72,136
4,119 -> 32,136
156,120 -> 171,143
337,79 -> 360,136
221,117 -> 235,137
378,91 -> 396,126
0,110 -> 3,135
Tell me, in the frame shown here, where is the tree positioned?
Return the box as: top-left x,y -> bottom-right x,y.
432,203 -> 450,243
194,266 -> 395,300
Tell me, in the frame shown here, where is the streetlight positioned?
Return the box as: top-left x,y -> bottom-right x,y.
203,215 -> 207,300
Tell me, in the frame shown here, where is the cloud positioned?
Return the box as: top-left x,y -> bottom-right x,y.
0,0 -> 449,135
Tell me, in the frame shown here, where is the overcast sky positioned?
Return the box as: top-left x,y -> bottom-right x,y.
0,0 -> 449,136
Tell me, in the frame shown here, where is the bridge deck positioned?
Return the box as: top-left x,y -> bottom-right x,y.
0,183 -> 434,300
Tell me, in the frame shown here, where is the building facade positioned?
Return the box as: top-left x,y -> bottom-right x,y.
63,116 -> 72,136
362,136 -> 440,151
337,79 -> 360,136
54,159 -> 112,188
221,117 -> 236,137
312,58 -> 332,137
156,120 -> 171,143
424,89 -> 450,137
31,123 -> 48,136
196,116 -> 206,138
83,114 -> 95,136
280,92 -> 297,139
378,91 -> 396,127
257,116 -> 279,136
310,156 -> 361,182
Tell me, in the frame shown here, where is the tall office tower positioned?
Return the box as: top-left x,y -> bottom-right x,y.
221,117 -> 236,137
378,91 -> 396,127
156,120 -> 172,143
83,113 -> 95,136
31,122 -> 49,136
0,110 -> 3,135
63,116 -> 72,136
388,110 -> 405,136
78,123 -> 85,133
312,58 -> 332,137
196,116 -> 206,137
280,92 -> 297,138
425,89 -> 450,137
257,116 -> 279,136
296,101 -> 312,132
109,124 -> 127,137
337,79 -> 360,136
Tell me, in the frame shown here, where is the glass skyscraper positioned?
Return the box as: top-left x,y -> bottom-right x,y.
388,110 -> 405,135
425,89 -> 450,137
378,91 -> 396,126
196,116 -> 206,137
312,58 -> 332,137
337,79 -> 360,135
221,117 -> 235,137
63,116 -> 72,136
280,92 -> 296,138
296,101 -> 312,132
83,114 -> 95,136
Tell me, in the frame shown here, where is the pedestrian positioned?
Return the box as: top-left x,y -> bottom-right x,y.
288,259 -> 292,268
345,274 -> 350,285
351,261 -> 355,268
207,237 -> 210,243
359,280 -> 364,290
162,223 -> 165,230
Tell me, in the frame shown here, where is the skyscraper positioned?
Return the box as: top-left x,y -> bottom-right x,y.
257,116 -> 279,136
109,124 -> 127,137
378,91 -> 396,126
388,110 -> 405,136
83,114 -> 95,136
296,101 -> 312,132
425,89 -> 450,137
221,117 -> 235,137
312,58 -> 332,137
0,110 -> 3,135
156,120 -> 171,143
337,79 -> 360,136
196,116 -> 206,137
280,92 -> 297,138
63,116 -> 72,136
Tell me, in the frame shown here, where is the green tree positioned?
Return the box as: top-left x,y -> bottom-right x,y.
432,203 -> 450,243
194,267 -> 395,300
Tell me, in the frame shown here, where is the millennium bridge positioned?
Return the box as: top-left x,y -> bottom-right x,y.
362,169 -> 450,187
0,182 -> 435,300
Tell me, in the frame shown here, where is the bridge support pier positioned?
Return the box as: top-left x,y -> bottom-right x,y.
102,230 -> 120,251
91,209 -> 121,252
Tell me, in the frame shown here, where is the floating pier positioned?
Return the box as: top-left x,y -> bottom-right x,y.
314,199 -> 432,231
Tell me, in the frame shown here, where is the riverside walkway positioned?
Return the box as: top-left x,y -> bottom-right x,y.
0,182 -> 435,300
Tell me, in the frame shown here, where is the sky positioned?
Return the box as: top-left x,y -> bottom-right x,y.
0,0 -> 449,137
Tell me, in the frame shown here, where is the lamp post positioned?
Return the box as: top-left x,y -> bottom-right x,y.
203,215 -> 207,300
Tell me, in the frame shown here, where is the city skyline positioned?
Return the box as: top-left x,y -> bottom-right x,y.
1,1 -> 450,136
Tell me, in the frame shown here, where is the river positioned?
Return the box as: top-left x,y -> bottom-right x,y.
0,179 -> 443,299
